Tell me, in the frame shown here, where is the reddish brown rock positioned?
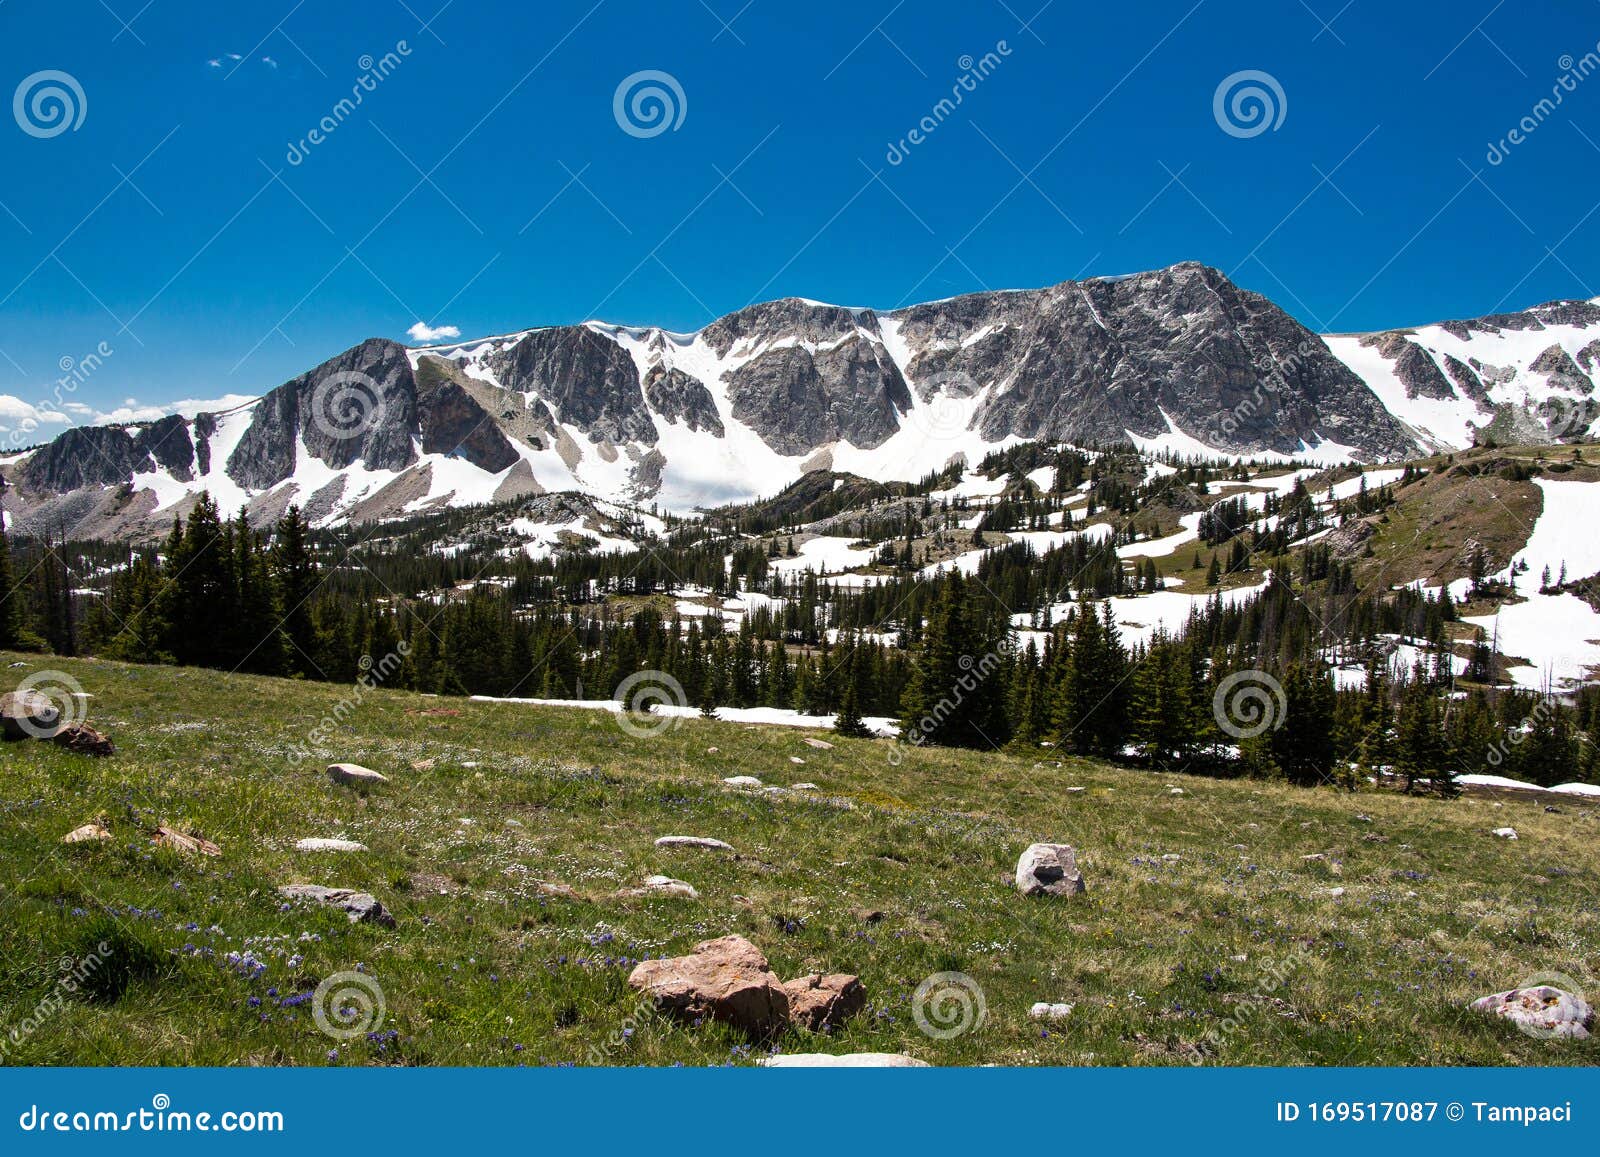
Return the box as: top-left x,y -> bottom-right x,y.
782,972 -> 866,1032
627,935 -> 790,1036
52,722 -> 114,757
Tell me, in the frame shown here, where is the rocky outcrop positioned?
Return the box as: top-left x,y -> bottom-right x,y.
894,264 -> 1414,457
18,416 -> 196,493
626,935 -> 790,1035
228,338 -> 419,489
782,973 -> 866,1032
489,326 -> 656,445
642,364 -> 723,434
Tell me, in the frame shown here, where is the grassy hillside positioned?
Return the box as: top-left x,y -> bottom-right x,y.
0,652 -> 1595,1067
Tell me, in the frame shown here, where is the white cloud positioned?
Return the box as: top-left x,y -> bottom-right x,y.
0,393 -> 254,440
90,395 -> 255,425
207,59 -> 223,68
406,322 -> 462,343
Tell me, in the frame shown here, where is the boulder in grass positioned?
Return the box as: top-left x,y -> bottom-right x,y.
0,690 -> 61,739
782,973 -> 866,1032
295,837 -> 368,853
761,1053 -> 929,1068
328,763 -> 389,787
627,935 -> 789,1036
618,875 -> 699,900
61,822 -> 112,845
654,835 -> 734,851
723,776 -> 763,788
1015,843 -> 1087,897
1029,1002 -> 1075,1021
802,737 -> 834,750
52,722 -> 114,757
1470,985 -> 1593,1040
277,884 -> 396,928
153,826 -> 221,857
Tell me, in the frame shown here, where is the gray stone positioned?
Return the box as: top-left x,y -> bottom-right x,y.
654,835 -> 733,851
1029,1002 -> 1074,1021
277,884 -> 395,927
295,837 -> 368,853
1015,843 -> 1086,897
0,690 -> 62,739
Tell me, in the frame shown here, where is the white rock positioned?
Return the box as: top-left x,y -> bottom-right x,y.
760,1053 -> 929,1068
1326,887 -> 1346,897
327,762 -> 388,786
1492,827 -> 1519,839
654,836 -> 734,851
1015,843 -> 1086,897
1066,787 -> 1086,794
1029,1002 -> 1074,1021
791,782 -> 820,791
294,838 -> 367,853
723,775 -> 763,787
802,737 -> 834,750
789,756 -> 806,765
637,875 -> 698,899
1168,787 -> 1184,796
1470,985 -> 1593,1040
1162,853 -> 1182,862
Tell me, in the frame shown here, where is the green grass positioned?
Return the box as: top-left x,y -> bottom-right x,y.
0,651 -> 1595,1067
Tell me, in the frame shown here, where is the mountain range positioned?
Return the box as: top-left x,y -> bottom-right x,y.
4,260 -> 1599,541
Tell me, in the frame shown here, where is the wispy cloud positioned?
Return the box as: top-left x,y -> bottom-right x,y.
406,322 -> 462,343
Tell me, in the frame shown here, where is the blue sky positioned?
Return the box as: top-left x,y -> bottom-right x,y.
0,0 -> 1596,428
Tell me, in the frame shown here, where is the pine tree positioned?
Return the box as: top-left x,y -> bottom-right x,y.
0,523 -> 26,650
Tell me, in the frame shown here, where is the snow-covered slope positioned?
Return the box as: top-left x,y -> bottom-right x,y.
1324,298 -> 1600,451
